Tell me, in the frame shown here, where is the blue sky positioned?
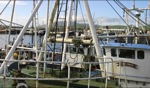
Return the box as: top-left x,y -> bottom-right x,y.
0,0 -> 149,26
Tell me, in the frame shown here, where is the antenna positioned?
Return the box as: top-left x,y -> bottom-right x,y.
133,0 -> 135,9
145,0 -> 150,24
148,0 -> 150,24
148,0 -> 150,9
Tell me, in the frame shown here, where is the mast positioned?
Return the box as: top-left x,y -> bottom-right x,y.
37,0 -> 59,62
0,0 -> 43,74
61,0 -> 73,70
125,9 -> 129,33
82,0 -> 104,77
8,0 -> 16,48
146,0 -> 150,24
43,0 -> 50,78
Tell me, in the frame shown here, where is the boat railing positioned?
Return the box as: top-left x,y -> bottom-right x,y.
0,58 -> 126,88
98,34 -> 150,44
98,56 -> 128,87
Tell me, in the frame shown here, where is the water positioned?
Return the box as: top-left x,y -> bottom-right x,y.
0,34 -> 62,52
0,34 -> 40,49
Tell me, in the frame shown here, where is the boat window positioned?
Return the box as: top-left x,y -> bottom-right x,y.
87,48 -> 92,55
137,50 -> 144,59
103,48 -> 106,55
78,48 -> 84,54
87,47 -> 96,55
66,46 -> 72,53
119,49 -> 135,59
69,47 -> 84,54
70,47 -> 76,53
66,47 -> 69,52
111,49 -> 116,57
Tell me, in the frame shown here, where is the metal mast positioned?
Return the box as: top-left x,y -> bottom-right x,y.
82,0 -> 104,77
0,0 -> 43,74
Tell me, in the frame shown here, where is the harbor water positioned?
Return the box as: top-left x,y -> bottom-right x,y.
0,34 -> 36,49
0,34 -> 62,51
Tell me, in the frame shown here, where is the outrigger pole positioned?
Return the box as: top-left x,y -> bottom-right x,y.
61,0 -> 74,70
0,0 -> 43,74
37,0 -> 59,65
82,0 -> 105,77
37,0 -> 59,77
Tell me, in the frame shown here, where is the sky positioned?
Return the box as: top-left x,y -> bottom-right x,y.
0,0 -> 149,26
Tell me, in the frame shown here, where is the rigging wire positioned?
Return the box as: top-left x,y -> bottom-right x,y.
53,0 -> 64,54
74,0 -> 78,35
36,0 -> 40,26
51,0 -> 68,75
60,0 -> 68,77
0,0 -> 11,15
53,0 -> 60,56
8,0 -> 16,47
115,0 -> 149,30
79,1 -> 86,29
61,0 -> 68,60
106,0 -> 131,29
50,0 -> 61,76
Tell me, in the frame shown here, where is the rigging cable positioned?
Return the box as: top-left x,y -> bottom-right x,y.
53,0 -> 63,54
116,0 -> 147,25
60,0 -> 68,77
106,0 -> 131,29
61,0 -> 68,57
51,0 -> 61,76
8,0 -> 16,51
74,0 -> 78,36
79,1 -> 86,29
0,0 -> 11,15
115,0 -> 149,30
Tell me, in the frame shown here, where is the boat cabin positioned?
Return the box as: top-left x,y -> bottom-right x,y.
65,44 -> 96,68
102,42 -> 150,82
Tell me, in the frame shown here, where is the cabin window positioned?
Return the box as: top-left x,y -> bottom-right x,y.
88,48 -> 93,55
87,47 -> 96,55
70,47 -> 76,53
66,47 -> 69,52
103,48 -> 106,55
69,47 -> 84,54
111,49 -> 116,57
137,50 -> 144,59
78,48 -> 84,54
88,48 -> 91,55
119,49 -> 135,59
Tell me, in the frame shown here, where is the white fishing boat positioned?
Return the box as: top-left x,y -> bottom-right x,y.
99,0 -> 150,87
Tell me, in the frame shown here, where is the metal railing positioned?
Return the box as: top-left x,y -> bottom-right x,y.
0,58 -> 125,88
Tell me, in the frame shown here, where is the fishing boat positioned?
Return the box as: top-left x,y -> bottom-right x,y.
0,0 -> 149,88
99,0 -> 150,87
0,0 -> 113,88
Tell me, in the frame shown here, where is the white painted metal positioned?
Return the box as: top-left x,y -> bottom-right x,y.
0,0 -> 43,74
43,0 -> 50,78
37,0 -> 58,62
33,1 -> 40,87
50,38 -> 93,44
104,46 -> 150,87
61,0 -> 73,70
82,0 -> 105,77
